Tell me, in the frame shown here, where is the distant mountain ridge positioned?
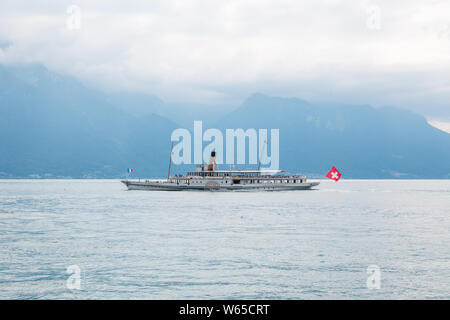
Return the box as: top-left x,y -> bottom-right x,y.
0,63 -> 178,178
216,93 -> 450,178
1,64 -> 449,178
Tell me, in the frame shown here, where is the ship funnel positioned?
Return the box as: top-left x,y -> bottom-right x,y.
208,151 -> 216,171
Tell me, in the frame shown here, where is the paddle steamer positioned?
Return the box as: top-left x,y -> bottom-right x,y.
122,151 -> 319,191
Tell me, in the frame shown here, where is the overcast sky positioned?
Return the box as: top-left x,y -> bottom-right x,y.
1,0 -> 450,121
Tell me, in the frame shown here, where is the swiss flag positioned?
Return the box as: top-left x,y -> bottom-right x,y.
326,166 -> 341,181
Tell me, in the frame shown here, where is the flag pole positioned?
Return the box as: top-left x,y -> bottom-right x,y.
258,139 -> 267,171
167,142 -> 174,181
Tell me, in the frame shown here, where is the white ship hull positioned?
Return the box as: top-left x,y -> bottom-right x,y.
122,180 -> 320,191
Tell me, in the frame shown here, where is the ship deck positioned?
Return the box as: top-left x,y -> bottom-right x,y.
121,179 -> 320,191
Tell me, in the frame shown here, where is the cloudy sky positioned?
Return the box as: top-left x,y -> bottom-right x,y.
1,0 -> 450,123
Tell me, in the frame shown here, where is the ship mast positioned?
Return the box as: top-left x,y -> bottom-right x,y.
167,142 -> 173,181
258,139 -> 267,171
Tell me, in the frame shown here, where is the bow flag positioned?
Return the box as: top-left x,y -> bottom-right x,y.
326,166 -> 341,181
127,168 -> 133,173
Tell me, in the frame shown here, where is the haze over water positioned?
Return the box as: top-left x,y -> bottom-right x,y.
0,179 -> 449,299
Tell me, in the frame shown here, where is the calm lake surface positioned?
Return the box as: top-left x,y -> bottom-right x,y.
0,179 -> 449,299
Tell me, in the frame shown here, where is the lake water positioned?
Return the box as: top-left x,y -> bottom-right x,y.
0,179 -> 449,299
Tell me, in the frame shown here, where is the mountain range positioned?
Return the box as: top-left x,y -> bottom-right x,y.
1,63 -> 449,178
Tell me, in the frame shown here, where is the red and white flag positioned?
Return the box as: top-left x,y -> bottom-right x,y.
326,166 -> 341,181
